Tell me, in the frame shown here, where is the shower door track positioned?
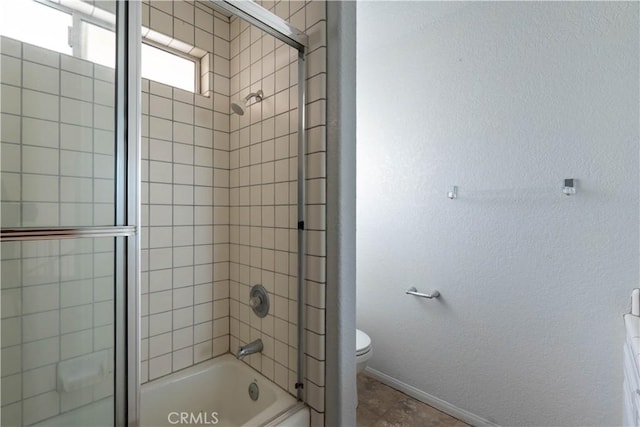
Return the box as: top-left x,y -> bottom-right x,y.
210,0 -> 308,51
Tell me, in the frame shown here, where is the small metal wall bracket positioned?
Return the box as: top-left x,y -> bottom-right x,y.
562,179 -> 576,196
249,284 -> 270,318
447,186 -> 458,200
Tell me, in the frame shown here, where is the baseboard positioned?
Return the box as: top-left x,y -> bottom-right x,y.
363,367 -> 500,427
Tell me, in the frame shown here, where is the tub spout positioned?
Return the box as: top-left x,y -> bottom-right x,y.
235,339 -> 263,360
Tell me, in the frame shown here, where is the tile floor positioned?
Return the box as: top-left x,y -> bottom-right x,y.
356,373 -> 471,427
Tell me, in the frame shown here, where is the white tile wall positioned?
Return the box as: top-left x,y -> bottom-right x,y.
0,37 -> 116,229
227,2 -> 327,422
140,0 -> 231,383
0,37 -> 118,426
0,237 -> 116,425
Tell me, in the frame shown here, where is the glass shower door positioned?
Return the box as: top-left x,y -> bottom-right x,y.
0,0 -> 139,425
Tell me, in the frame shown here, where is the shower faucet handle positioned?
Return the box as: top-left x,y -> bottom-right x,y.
249,295 -> 262,309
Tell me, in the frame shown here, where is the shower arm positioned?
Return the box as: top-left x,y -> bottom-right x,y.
244,90 -> 264,102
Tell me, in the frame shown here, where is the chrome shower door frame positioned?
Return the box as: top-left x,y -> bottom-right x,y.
0,1 -> 142,425
208,0 -> 309,403
117,0 -> 142,425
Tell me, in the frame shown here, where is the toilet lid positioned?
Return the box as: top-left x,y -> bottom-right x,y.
356,329 -> 371,356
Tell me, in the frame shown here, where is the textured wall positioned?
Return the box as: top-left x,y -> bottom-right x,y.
357,2 -> 639,425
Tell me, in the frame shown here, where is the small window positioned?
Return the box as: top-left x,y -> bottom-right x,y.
0,0 -> 72,55
1,0 -> 199,93
82,23 -> 197,92
141,43 -> 196,93
82,21 -> 116,69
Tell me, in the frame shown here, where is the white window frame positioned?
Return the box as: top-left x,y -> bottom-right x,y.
139,38 -> 201,94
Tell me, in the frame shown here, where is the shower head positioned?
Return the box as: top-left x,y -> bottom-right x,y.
231,101 -> 246,115
231,90 -> 264,115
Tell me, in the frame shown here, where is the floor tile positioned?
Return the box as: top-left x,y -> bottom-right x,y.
356,373 -> 471,427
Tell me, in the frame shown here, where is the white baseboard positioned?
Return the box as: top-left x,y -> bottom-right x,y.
363,367 -> 500,427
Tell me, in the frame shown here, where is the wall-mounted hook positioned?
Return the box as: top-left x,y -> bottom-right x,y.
447,186 -> 458,200
562,179 -> 576,196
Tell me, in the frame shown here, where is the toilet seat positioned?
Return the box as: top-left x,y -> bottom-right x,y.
356,329 -> 371,356
355,329 -> 373,405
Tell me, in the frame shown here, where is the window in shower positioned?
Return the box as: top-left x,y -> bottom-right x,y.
140,43 -> 196,92
0,0 -> 199,92
81,21 -> 116,68
0,0 -> 72,55
83,22 -> 198,92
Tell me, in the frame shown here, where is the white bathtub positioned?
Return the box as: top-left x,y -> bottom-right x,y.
140,354 -> 309,427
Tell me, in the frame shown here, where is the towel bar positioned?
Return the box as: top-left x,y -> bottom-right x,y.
406,287 -> 440,299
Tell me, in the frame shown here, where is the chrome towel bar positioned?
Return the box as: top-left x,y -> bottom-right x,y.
406,287 -> 440,299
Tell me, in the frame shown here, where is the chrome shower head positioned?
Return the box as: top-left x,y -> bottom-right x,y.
231,90 -> 264,115
231,101 -> 246,115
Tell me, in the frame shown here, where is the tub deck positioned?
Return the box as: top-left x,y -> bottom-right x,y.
140,354 -> 305,426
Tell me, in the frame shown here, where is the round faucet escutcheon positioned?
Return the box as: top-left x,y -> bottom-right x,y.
249,284 -> 269,318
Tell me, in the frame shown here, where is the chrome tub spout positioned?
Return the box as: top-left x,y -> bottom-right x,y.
235,339 -> 263,360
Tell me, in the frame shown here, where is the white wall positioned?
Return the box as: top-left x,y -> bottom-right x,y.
356,2 -> 639,426
325,1 -> 357,424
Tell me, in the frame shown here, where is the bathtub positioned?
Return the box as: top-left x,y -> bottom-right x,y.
140,354 -> 309,426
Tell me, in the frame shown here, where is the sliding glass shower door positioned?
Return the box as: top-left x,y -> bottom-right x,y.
0,1 -> 139,425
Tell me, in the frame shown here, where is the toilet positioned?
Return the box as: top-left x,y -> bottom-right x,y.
356,329 -> 372,372
356,329 -> 373,406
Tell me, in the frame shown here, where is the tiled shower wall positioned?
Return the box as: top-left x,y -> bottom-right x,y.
141,0 -> 328,423
228,1 -> 328,424
140,6 -> 328,422
0,36 -> 116,426
0,39 -> 116,228
228,18 -> 301,396
139,0 -> 231,383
